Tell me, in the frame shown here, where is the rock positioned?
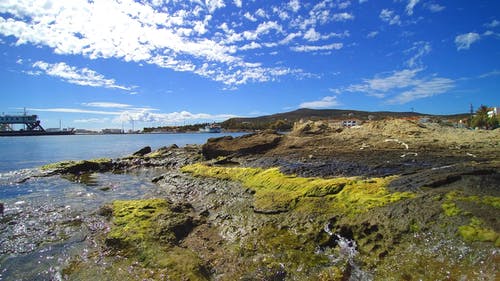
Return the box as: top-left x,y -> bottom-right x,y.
290,120 -> 333,136
132,146 -> 152,156
0,203 -> 3,215
201,131 -> 282,159
40,158 -> 113,175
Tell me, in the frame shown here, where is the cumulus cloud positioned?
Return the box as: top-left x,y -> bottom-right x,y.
380,9 -> 401,25
300,96 -> 340,109
31,61 -> 133,90
334,69 -> 454,104
28,106 -> 237,125
0,0 -> 304,86
455,32 -> 481,50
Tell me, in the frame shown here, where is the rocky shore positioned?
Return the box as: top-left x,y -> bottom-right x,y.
1,119 -> 499,280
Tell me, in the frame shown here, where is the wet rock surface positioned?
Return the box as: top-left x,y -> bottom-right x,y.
1,120 -> 499,280
201,130 -> 282,159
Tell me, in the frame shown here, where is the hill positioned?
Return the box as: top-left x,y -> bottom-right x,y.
222,108 -> 468,131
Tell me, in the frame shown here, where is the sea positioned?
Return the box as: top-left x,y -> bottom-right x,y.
0,133 -> 246,174
0,132 -> 245,280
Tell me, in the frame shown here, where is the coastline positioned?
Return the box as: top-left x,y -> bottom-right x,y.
0,119 -> 498,280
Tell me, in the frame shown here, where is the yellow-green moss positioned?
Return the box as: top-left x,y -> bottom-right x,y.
182,163 -> 414,214
104,199 -> 208,280
444,191 -> 500,209
107,199 -> 170,247
458,217 -> 499,246
441,201 -> 461,216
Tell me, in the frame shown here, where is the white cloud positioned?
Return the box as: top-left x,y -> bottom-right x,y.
405,0 -> 420,16
300,96 -> 340,109
0,0 -> 300,86
82,102 -> 132,108
388,77 -> 454,104
288,0 -> 300,12
243,21 -> 283,40
367,31 -> 379,38
332,12 -> 354,21
244,11 -> 257,21
425,3 -> 445,13
455,32 -> 481,50
233,0 -> 242,8
279,32 -> 302,44
29,106 -> 237,125
380,9 -> 401,25
337,1 -> 351,9
205,0 -> 225,13
484,19 -> 499,28
291,43 -> 343,52
255,8 -> 267,18
336,69 -> 454,104
405,41 -> 431,68
304,28 -> 321,41
31,61 -> 133,90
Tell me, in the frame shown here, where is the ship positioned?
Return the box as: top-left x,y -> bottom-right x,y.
0,113 -> 75,136
199,123 -> 222,133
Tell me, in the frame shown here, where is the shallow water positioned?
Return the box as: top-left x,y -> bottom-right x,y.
0,168 -> 169,280
0,133 -> 246,173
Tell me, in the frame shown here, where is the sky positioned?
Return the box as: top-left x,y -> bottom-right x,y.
0,0 -> 499,130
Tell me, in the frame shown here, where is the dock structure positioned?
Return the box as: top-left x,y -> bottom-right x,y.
0,114 -> 46,132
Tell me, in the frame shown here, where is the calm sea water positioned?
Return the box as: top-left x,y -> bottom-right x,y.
0,132 -> 245,173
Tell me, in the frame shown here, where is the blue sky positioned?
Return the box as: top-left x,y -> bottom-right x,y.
1,0 -> 499,130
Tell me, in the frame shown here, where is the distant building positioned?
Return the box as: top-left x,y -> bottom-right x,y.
341,119 -> 361,127
487,107 -> 498,118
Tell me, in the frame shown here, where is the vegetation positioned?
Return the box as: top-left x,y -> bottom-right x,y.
441,191 -> 500,246
458,217 -> 499,246
181,163 -> 415,215
469,105 -> 499,129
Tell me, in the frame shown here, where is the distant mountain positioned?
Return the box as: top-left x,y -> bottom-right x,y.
221,108 -> 469,131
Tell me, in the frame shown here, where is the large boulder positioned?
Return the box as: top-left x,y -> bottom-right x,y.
202,131 -> 282,159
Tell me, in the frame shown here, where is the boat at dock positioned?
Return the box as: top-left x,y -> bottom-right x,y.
199,123 -> 222,133
0,113 -> 74,136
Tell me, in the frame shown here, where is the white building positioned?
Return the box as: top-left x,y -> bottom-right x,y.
487,107 -> 498,118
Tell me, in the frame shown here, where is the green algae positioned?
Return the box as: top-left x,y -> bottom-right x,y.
101,199 -> 208,280
444,190 -> 500,209
458,217 -> 500,246
440,191 -> 500,246
182,163 -> 414,214
106,199 -> 170,248
441,201 -> 461,216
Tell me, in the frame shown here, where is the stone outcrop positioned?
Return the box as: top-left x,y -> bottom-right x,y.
201,130 -> 282,159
